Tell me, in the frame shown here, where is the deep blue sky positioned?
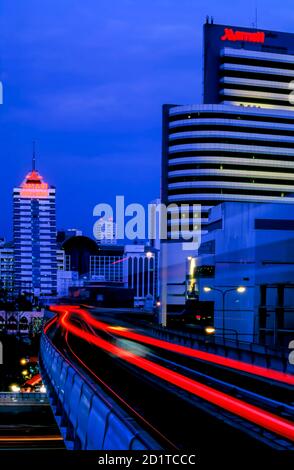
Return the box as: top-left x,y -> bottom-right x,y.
0,0 -> 293,238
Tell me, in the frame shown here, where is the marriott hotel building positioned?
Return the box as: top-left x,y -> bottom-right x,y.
161,21 -> 294,311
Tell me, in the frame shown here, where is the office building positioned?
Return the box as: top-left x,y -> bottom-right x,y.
197,202 -> 294,346
89,244 -> 159,307
57,270 -> 80,297
0,244 -> 14,298
124,245 -> 159,307
90,245 -> 125,284
95,218 -> 117,245
160,21 -> 294,314
203,21 -> 294,109
13,161 -> 57,298
62,235 -> 98,276
162,103 -> 294,232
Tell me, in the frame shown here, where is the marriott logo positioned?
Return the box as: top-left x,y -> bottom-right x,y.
221,28 -> 265,44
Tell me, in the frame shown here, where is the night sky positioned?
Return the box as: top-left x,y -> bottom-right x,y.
0,0 -> 293,238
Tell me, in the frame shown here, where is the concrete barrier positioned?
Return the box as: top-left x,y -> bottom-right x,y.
39,334 -> 160,450
150,326 -> 294,374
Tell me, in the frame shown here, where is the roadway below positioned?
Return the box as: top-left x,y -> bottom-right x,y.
0,396 -> 65,450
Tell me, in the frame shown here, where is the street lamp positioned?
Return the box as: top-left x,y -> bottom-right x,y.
203,286 -> 246,339
236,286 -> 246,293
205,326 -> 216,335
203,286 -> 212,293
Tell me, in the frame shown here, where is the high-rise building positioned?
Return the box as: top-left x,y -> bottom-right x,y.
0,244 -> 14,298
160,21 -> 294,316
203,22 -> 294,109
13,161 -> 57,298
162,103 -> 294,232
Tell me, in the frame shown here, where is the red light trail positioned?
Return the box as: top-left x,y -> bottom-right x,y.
64,328 -> 177,450
49,306 -> 294,442
49,305 -> 294,386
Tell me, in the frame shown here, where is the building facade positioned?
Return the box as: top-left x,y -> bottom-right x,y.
162,103 -> 294,232
0,245 -> 14,298
89,244 -> 159,307
95,218 -> 117,245
203,21 -> 294,109
90,245 -> 125,284
197,202 -> 294,346
124,245 -> 159,307
13,166 -> 57,298
160,21 -> 294,315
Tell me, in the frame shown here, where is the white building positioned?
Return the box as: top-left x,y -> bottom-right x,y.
95,218 -> 117,245
197,202 -> 294,346
124,245 -> 159,307
13,163 -> 57,298
56,248 -> 81,297
160,22 -> 294,316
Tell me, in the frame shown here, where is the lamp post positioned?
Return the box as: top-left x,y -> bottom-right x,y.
203,286 -> 246,340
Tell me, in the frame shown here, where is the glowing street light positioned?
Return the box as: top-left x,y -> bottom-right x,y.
203,285 -> 247,339
205,326 -> 216,335
236,286 -> 246,293
203,286 -> 212,293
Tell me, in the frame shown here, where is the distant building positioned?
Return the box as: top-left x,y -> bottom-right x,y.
62,235 -> 98,276
89,243 -> 159,307
197,202 -> 294,346
124,245 -> 159,307
56,249 -> 71,271
57,228 -> 83,245
0,245 -> 14,298
57,270 -> 80,297
0,309 -> 44,334
13,160 -> 57,299
90,245 -> 125,284
95,218 -> 117,245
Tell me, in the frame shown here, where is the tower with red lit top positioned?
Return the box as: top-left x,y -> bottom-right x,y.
13,160 -> 57,299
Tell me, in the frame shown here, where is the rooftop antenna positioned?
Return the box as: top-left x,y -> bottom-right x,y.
32,140 -> 36,171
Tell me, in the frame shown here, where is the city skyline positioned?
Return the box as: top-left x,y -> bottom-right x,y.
1,0 -> 294,238
0,3 -> 293,459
